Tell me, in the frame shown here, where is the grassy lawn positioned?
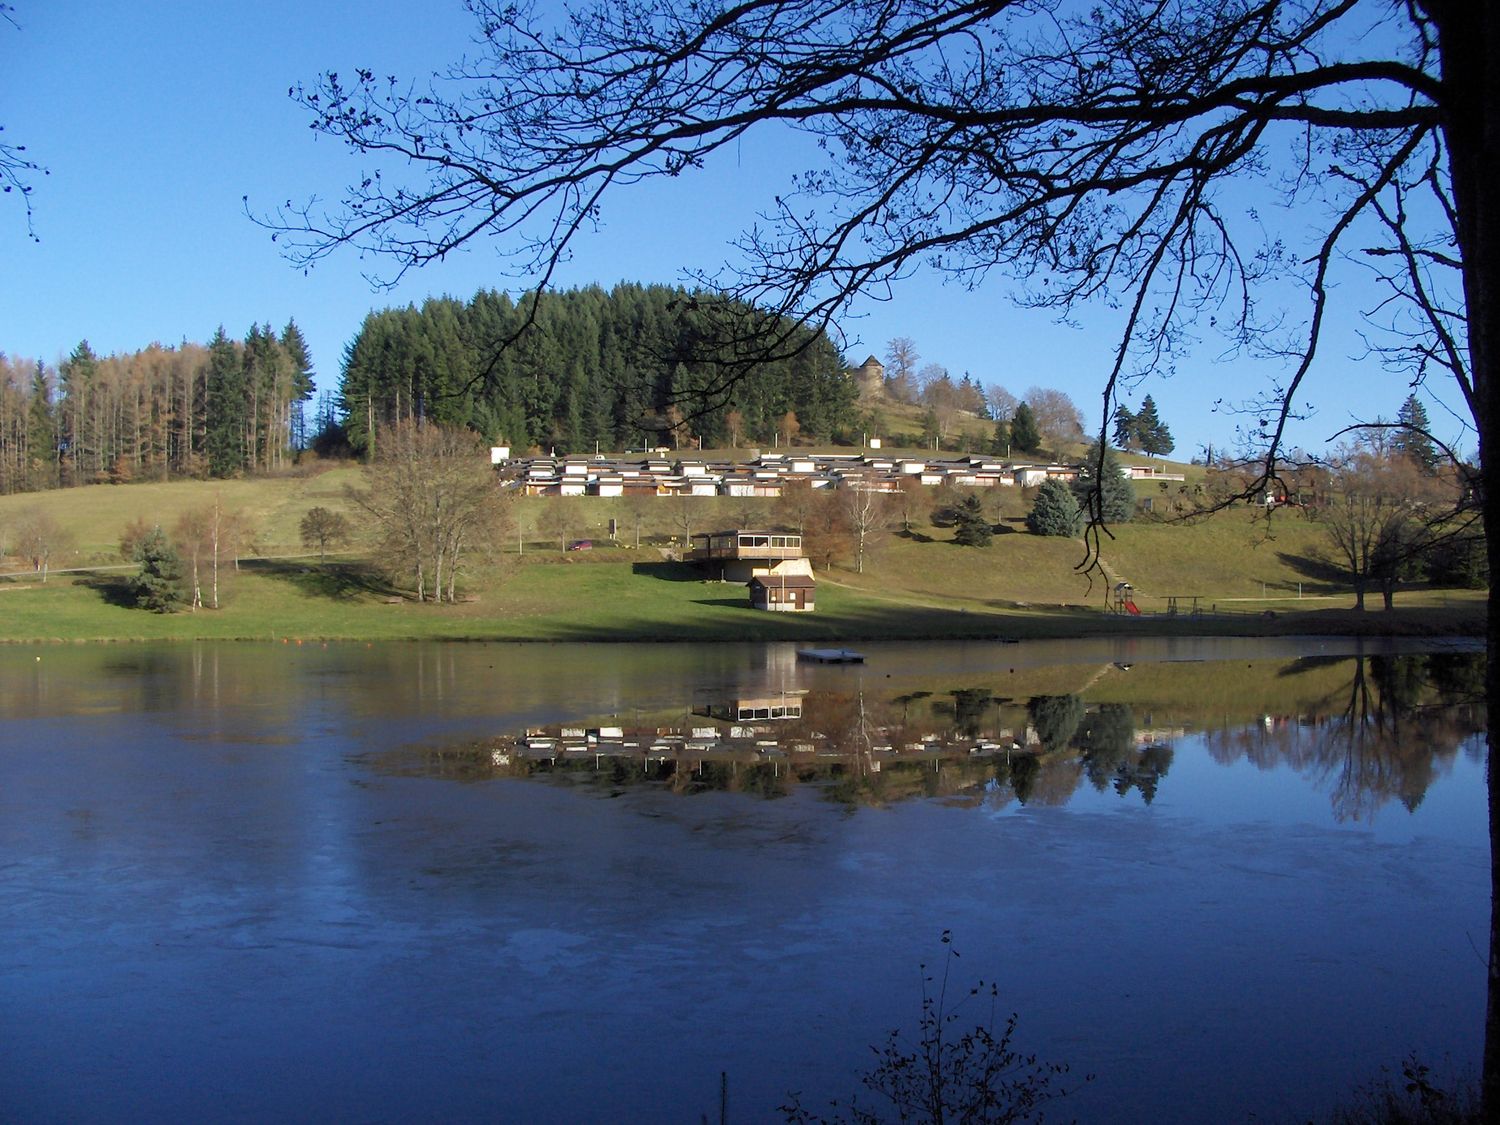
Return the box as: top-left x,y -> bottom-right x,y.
0,470 -> 1484,643
0,546 -> 1481,644
0,467 -> 367,564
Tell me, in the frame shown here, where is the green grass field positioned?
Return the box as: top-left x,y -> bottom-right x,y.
0,469 -> 1484,643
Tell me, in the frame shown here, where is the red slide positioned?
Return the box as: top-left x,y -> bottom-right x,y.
1124,600 -> 1141,616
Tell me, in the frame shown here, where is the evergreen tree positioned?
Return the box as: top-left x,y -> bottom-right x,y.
25,360 -> 56,488
952,493 -> 993,546
130,526 -> 183,612
1026,477 -> 1083,536
1112,403 -> 1137,450
58,340 -> 100,483
1135,395 -> 1174,457
204,327 -> 246,476
990,416 -> 1010,456
1394,394 -> 1440,472
920,406 -> 941,448
1010,401 -> 1041,454
1072,441 -> 1136,523
281,320 -> 316,451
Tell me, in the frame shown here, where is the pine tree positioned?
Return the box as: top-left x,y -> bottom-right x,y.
204,327 -> 246,477
25,361 -> 56,488
1135,395 -> 1174,457
1010,402 -> 1041,455
1394,394 -> 1440,472
1112,404 -> 1136,450
952,493 -> 993,546
1072,441 -> 1136,523
1026,478 -> 1083,536
281,320 -> 316,451
991,416 -> 1010,456
130,526 -> 183,612
58,340 -> 100,484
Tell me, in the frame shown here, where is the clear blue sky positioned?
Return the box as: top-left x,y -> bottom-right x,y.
0,1 -> 1467,459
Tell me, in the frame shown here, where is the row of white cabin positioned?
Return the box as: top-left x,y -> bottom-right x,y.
501,452 -> 1111,498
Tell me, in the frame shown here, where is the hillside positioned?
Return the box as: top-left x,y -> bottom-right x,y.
0,468 -> 1483,643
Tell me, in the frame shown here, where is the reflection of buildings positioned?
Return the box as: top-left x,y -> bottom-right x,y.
696,692 -> 806,722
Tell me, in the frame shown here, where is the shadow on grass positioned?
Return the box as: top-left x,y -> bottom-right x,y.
692,595 -> 752,610
1276,550 -> 1347,590
631,561 -> 702,582
77,572 -> 137,608
247,559 -> 401,601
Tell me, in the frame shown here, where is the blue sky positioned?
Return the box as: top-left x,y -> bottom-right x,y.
0,1 -> 1467,459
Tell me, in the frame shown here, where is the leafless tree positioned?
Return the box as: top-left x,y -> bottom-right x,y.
271,2 -> 1500,1106
175,497 -> 252,610
844,484 -> 896,574
299,506 -> 352,564
984,384 -> 1018,425
622,493 -> 654,548
1321,442 -> 1457,610
12,507 -> 69,581
175,508 -> 210,610
774,477 -> 820,536
349,420 -> 506,602
883,337 -> 920,403
537,497 -> 578,553
804,489 -> 853,570
895,475 -> 930,538
668,492 -> 700,553
1023,387 -> 1086,459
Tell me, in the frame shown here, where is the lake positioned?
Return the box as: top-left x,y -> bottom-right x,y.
0,637 -> 1487,1123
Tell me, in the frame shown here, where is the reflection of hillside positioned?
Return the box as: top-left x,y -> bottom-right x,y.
393,688 -> 1172,809
392,652 -> 1482,816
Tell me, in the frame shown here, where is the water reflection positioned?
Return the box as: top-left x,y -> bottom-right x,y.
389,651 -> 1483,821
1207,653 -> 1485,821
0,638 -> 1485,1125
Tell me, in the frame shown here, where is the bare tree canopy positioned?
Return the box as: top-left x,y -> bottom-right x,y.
270,2 -> 1477,458
272,3 -> 1500,1108
349,420 -> 508,602
1,5 -> 43,240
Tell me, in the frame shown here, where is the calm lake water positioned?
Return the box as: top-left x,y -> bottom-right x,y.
0,637 -> 1487,1123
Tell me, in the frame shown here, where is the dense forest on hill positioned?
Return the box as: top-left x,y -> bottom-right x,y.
340,284 -> 860,454
0,323 -> 314,494
0,285 -> 860,497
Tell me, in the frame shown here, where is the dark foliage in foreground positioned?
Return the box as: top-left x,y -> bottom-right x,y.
780,933 -> 1083,1124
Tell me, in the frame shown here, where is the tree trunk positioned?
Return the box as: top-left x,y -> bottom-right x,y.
1434,5 -> 1500,1115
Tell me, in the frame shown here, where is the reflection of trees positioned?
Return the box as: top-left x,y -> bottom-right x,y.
383,652 -> 1481,817
1205,654 -> 1483,822
1076,704 -> 1174,805
1028,695 -> 1084,753
936,688 -> 996,739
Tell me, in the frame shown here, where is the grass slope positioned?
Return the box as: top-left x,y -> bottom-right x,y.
0,472 -> 1484,643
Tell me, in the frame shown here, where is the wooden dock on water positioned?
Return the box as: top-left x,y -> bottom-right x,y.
796,648 -> 865,664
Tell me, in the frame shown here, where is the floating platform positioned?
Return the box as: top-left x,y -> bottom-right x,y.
796,648 -> 865,664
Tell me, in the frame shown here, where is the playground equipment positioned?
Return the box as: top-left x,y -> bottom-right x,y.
1111,581 -> 1141,616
